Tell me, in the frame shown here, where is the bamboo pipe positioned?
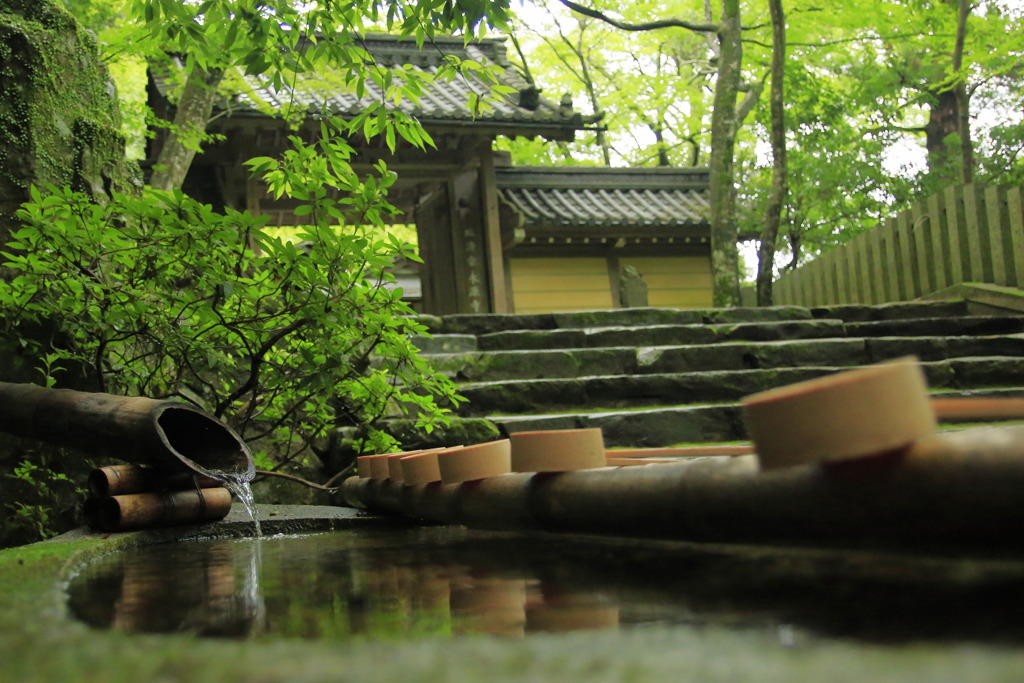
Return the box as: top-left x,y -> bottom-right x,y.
0,382 -> 253,481
342,426 -> 1024,552
88,464 -> 222,497
92,488 -> 233,532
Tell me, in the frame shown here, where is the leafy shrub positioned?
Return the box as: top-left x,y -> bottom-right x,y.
0,129 -> 462,482
0,454 -> 87,547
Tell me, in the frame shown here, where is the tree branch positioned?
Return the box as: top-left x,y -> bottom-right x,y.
255,469 -> 344,491
736,77 -> 765,125
864,124 -> 928,137
216,317 -> 311,416
744,31 -> 957,50
556,0 -> 718,33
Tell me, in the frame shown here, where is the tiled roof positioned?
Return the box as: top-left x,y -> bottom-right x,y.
497,167 -> 710,230
153,35 -> 591,138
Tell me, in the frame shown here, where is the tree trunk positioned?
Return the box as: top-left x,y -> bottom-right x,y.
755,0 -> 787,307
925,0 -> 974,186
652,125 -> 671,166
953,0 -> 973,183
708,0 -> 742,308
924,85 -> 961,186
149,65 -> 225,192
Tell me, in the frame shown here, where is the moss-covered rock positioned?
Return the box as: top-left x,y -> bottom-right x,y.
0,0 -> 140,243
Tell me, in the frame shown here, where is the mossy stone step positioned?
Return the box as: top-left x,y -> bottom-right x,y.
809,299 -> 974,321
412,333 -> 477,354
425,300 -> 981,337
430,335 -> 1024,382
455,357 -> 1024,416
423,316 -> 1024,356
844,316 -> 1024,338
433,305 -> 813,335
489,403 -> 746,448
477,387 -> 1024,449
474,319 -> 847,351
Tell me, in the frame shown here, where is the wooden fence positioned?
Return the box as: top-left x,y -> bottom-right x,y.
774,185 -> 1024,306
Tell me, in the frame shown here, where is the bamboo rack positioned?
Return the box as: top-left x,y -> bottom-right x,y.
342,425 -> 1024,552
84,464 -> 233,532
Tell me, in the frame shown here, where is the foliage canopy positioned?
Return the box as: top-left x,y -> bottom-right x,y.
503,0 -> 1024,277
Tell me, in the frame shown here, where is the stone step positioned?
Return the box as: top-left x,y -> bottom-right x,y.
479,386 -> 1024,449
473,319 -> 846,351
490,403 -> 746,448
430,305 -> 814,336
642,335 -> 1024,374
454,357 -> 1024,416
842,316 -> 1024,338
419,299 -> 979,337
429,334 -> 1024,382
419,316 -> 1024,355
809,299 -> 974,322
412,333 -> 477,355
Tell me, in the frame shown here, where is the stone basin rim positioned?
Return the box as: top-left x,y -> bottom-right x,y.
8,504 -> 1024,682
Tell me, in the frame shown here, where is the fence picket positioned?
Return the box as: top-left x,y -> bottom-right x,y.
927,192 -> 950,291
853,234 -> 871,303
911,201 -> 933,295
867,227 -> 885,304
986,186 -> 1009,285
810,254 -> 823,305
963,184 -> 988,281
833,250 -> 849,304
895,210 -> 918,299
1008,187 -> 1024,288
770,184 -> 1023,306
945,185 -> 966,285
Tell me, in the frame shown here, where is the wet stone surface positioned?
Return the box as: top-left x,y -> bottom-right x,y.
66,524 -> 1024,645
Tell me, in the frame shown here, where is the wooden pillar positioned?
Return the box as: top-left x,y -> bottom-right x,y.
414,182 -> 460,315
480,151 -> 510,313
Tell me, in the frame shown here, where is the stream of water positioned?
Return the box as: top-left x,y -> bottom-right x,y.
208,471 -> 262,538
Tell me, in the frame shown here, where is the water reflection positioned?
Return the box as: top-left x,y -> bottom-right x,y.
68,528 -> 632,640
70,540 -> 265,637
66,526 -> 1024,644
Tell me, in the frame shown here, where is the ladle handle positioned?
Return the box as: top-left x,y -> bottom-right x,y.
931,397 -> 1024,420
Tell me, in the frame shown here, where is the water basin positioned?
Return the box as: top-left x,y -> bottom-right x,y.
66,524 -> 1024,644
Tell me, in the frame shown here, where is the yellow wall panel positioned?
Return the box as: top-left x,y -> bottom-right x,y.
514,291 -> 614,309
513,274 -> 612,292
641,272 -> 714,289
621,256 -> 712,309
513,258 -> 608,275
509,255 -> 713,313
511,258 -> 612,313
627,257 -> 709,275
647,289 -> 712,307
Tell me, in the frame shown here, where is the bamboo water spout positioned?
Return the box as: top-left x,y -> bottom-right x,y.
0,382 -> 254,482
